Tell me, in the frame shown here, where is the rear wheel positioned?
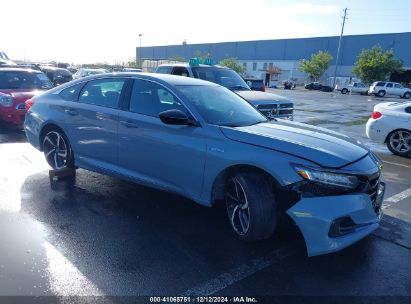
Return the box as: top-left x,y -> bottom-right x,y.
377,90 -> 386,97
341,88 -> 348,94
225,172 -> 276,241
43,129 -> 74,169
387,129 -> 411,156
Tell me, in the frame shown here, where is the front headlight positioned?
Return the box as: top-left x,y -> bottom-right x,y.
293,165 -> 359,190
0,95 -> 13,108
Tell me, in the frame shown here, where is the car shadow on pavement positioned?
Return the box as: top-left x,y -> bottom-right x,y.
19,169 -> 304,296
18,169 -> 411,296
0,125 -> 27,144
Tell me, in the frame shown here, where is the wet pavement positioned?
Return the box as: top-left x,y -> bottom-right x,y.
0,90 -> 410,301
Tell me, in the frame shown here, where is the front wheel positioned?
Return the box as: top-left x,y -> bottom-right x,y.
43,129 -> 74,169
225,172 -> 276,241
387,129 -> 411,156
403,92 -> 411,99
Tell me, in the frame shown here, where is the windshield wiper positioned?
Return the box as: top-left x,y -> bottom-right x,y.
248,120 -> 269,126
219,123 -> 242,127
229,85 -> 249,91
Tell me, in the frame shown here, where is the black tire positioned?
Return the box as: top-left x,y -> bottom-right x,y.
403,92 -> 411,99
386,129 -> 411,157
377,90 -> 386,97
42,128 -> 74,169
225,172 -> 276,241
341,88 -> 348,94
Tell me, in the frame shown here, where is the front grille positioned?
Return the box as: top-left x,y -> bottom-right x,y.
257,104 -> 278,111
279,103 -> 293,108
279,109 -> 293,115
278,103 -> 294,116
257,103 -> 294,118
257,104 -> 278,118
361,173 -> 382,214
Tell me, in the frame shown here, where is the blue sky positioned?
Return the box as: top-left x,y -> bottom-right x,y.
2,0 -> 410,64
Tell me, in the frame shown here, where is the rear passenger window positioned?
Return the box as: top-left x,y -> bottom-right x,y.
172,67 -> 190,77
129,79 -> 188,117
394,84 -> 402,88
59,83 -> 83,101
79,78 -> 125,108
405,107 -> 411,114
376,82 -> 385,86
156,66 -> 171,74
386,83 -> 393,88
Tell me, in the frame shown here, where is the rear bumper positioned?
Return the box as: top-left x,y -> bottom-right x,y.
0,107 -> 25,125
287,190 -> 383,257
366,118 -> 388,143
24,113 -> 42,150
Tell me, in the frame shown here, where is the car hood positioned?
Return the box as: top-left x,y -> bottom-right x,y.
374,101 -> 408,111
235,90 -> 292,106
220,120 -> 369,168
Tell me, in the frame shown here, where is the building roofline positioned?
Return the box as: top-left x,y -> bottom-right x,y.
141,32 -> 411,49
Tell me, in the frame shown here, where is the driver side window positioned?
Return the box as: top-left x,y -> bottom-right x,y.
129,79 -> 189,118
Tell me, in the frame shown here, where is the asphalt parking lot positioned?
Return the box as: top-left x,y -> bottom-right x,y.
0,90 -> 410,302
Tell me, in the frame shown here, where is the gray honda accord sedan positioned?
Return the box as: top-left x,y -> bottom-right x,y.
24,73 -> 385,256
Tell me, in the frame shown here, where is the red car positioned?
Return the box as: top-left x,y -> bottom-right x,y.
0,68 -> 52,126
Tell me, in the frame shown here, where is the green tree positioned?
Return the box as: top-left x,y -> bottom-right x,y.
126,57 -> 140,68
194,50 -> 208,61
353,45 -> 403,84
171,56 -> 186,62
219,57 -> 246,75
299,51 -> 333,81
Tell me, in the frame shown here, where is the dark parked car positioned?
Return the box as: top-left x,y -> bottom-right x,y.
305,82 -> 334,92
40,66 -> 73,86
25,72 -> 385,256
0,68 -> 52,125
243,77 -> 265,92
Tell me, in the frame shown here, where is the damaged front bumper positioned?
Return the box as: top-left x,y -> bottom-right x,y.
287,182 -> 384,256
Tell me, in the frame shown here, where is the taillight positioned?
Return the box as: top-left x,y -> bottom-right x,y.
262,83 -> 266,92
25,99 -> 34,111
371,111 -> 382,119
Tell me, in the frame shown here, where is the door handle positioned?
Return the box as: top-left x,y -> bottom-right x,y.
120,120 -> 139,128
96,112 -> 111,120
64,108 -> 78,116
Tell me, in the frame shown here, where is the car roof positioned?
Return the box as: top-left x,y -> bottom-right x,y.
59,72 -> 218,88
118,72 -> 216,86
40,66 -> 69,71
0,67 -> 42,73
158,63 -> 227,69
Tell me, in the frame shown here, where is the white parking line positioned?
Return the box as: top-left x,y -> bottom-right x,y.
382,160 -> 411,169
180,246 -> 294,297
382,187 -> 411,210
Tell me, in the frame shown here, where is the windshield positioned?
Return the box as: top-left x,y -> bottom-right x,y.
178,85 -> 267,127
191,67 -> 250,91
0,71 -> 53,90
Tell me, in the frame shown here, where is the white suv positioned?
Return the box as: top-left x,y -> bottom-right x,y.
369,81 -> 411,99
336,82 -> 368,95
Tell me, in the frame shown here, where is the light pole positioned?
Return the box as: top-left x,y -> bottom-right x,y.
138,33 -> 143,69
332,8 -> 348,88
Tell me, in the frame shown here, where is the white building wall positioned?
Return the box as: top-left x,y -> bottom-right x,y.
238,60 -> 360,86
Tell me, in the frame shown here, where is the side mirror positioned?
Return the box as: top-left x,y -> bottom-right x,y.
159,109 -> 198,126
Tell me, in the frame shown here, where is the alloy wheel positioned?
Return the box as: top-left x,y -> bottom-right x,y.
43,131 -> 69,169
226,177 -> 251,235
389,130 -> 411,154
